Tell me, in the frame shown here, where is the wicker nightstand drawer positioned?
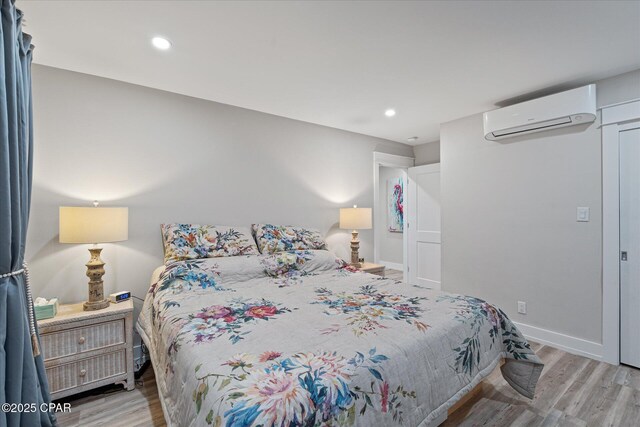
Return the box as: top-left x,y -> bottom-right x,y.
38,301 -> 135,399
46,350 -> 127,395
40,319 -> 125,361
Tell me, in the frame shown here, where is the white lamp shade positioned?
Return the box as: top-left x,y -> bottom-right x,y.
339,207 -> 372,230
59,207 -> 129,244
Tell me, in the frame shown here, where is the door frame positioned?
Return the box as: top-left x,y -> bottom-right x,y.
602,98 -> 640,365
373,152 -> 415,281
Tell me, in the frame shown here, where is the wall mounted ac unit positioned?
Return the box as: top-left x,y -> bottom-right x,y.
483,84 -> 596,141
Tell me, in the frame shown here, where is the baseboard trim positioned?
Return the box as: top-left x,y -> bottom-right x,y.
378,260 -> 403,271
513,321 -> 603,362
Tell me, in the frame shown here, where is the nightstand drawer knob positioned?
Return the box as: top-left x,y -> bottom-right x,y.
79,369 -> 87,377
78,336 -> 85,345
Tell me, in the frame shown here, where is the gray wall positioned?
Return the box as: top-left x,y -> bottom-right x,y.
27,65 -> 413,305
377,166 -> 404,265
413,141 -> 440,165
440,69 -> 640,344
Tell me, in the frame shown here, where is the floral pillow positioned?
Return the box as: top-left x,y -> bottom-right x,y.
251,224 -> 326,254
161,224 -> 259,263
261,250 -> 341,278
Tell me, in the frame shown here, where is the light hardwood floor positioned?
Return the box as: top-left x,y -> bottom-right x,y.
384,268 -> 403,280
444,341 -> 640,426
54,270 -> 640,426
55,342 -> 640,426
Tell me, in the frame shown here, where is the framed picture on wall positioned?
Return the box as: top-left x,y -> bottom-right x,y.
387,177 -> 403,233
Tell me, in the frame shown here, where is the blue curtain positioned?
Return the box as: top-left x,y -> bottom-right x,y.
0,1 -> 55,426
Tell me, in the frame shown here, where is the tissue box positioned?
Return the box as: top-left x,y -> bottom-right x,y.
34,298 -> 58,320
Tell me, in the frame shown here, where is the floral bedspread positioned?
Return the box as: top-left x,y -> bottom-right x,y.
137,250 -> 543,427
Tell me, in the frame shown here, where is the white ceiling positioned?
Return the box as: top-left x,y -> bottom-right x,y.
19,1 -> 640,145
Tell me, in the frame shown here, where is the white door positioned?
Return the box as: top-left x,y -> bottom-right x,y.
620,126 -> 640,368
407,164 -> 441,289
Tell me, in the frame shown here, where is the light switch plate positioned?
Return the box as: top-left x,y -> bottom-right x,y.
577,207 -> 590,222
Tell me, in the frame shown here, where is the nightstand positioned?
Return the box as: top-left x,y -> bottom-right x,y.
359,262 -> 385,277
37,300 -> 135,400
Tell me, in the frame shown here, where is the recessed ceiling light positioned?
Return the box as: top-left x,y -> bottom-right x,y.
407,136 -> 419,143
384,109 -> 396,117
151,36 -> 172,50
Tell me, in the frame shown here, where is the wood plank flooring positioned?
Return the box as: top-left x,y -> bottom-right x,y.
55,342 -> 640,427
384,268 -> 403,280
443,341 -> 640,426
54,271 -> 640,426
54,367 -> 165,427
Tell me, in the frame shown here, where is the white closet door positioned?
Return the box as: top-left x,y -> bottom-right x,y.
621,126 -> 640,368
407,164 -> 441,289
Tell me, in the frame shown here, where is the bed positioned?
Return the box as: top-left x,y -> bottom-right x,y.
137,224 -> 543,427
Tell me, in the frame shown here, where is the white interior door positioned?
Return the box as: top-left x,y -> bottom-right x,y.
620,126 -> 640,368
407,164 -> 441,289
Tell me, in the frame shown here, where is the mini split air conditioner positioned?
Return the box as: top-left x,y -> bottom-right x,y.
483,84 -> 596,141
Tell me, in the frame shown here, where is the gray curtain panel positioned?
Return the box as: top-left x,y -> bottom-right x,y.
0,1 -> 55,426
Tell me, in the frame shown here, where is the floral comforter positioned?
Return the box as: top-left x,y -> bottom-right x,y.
137,250 -> 543,427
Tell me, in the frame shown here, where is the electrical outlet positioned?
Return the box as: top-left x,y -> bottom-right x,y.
517,301 -> 527,314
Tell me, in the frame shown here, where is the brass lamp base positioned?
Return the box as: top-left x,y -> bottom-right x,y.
350,230 -> 362,268
84,247 -> 110,311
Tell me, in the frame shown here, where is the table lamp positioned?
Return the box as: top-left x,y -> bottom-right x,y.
339,205 -> 372,268
59,203 -> 128,311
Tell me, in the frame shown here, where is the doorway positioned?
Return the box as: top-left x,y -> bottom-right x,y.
376,165 -> 407,272
373,152 -> 414,281
602,99 -> 640,365
620,126 -> 640,368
